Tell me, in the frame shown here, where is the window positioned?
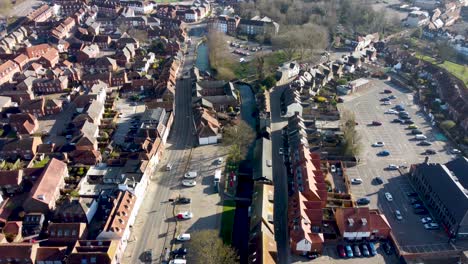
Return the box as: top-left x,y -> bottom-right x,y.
90,257 -> 96,263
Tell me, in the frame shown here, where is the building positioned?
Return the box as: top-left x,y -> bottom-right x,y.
136,108 -> 173,144
47,222 -> 88,245
406,10 -> 430,27
9,113 -> 39,135
0,170 -> 23,195
277,61 -> 300,84
238,16 -> 279,36
280,87 -> 302,118
23,158 -> 67,214
0,60 -> 20,85
53,197 -> 98,223
68,240 -> 119,264
0,137 -> 42,160
409,157 -> 468,239
335,207 -> 391,241
195,80 -> 238,112
0,243 -> 39,263
209,15 -> 240,35
22,213 -> 45,237
252,138 -> 273,184
193,106 -> 220,145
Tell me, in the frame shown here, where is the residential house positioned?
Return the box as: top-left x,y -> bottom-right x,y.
26,4 -> 53,23
0,137 -> 42,160
93,57 -> 118,72
70,149 -> 102,165
135,108 -> 173,144
23,158 -> 67,214
0,243 -> 39,263
35,246 -> 67,264
47,222 -> 88,245
110,71 -> 127,87
52,17 -> 76,39
406,10 -> 430,27
280,87 -> 302,118
82,72 -> 112,88
193,106 -> 220,145
14,54 -> 31,71
20,97 -> 62,117
71,120 -> 99,151
277,61 -> 300,83
77,44 -> 100,63
83,99 -> 104,125
68,240 -> 119,264
0,60 -> 20,85
335,207 -> 391,240
3,221 -> 23,241
0,96 -> 12,112
0,170 -> 24,195
22,213 -> 45,237
25,44 -> 53,60
33,76 -> 68,94
97,191 -> 137,263
38,48 -> 60,68
252,138 -> 273,184
209,15 -> 240,35
238,16 -> 279,36
53,197 -> 98,223
195,80 -> 238,112
9,113 -> 39,135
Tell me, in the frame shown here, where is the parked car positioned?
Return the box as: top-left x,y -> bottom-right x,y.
182,180 -> 196,187
279,148 -> 284,155
372,141 -> 385,147
387,164 -> 399,170
406,192 -> 418,197
357,197 -> 371,205
410,198 -> 421,204
176,233 -> 191,241
177,211 -> 193,219
374,177 -> 384,184
415,135 -> 427,140
413,203 -> 425,209
414,208 -> 429,215
214,157 -> 223,165
418,141 -> 432,146
412,129 -> 423,135
424,223 -> 440,230
372,121 -> 382,126
394,105 -> 405,110
353,244 -> 361,257
377,150 -> 390,156
388,95 -> 397,99
331,164 -> 336,173
382,242 -> 393,255
395,210 -> 403,220
345,245 -> 354,257
401,115 -> 411,120
176,197 -> 191,204
393,118 -> 404,123
380,97 -> 390,102
421,217 -> 433,224
404,120 -> 415,124
337,245 -> 346,258
385,109 -> 398,114
424,149 -> 436,155
383,101 -> 392,105
368,242 -> 377,256
361,244 -> 370,257
184,171 -> 197,179
451,149 -> 462,154
351,178 -> 363,184
171,247 -> 188,256
408,124 -> 418,129
384,89 -> 392,94
385,192 -> 393,201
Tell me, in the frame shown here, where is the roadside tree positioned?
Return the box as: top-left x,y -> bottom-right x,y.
187,230 -> 239,264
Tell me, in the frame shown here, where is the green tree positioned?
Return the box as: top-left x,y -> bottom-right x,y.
223,120 -> 255,158
261,75 -> 277,89
340,110 -> 362,157
440,120 -> 456,130
187,230 -> 239,264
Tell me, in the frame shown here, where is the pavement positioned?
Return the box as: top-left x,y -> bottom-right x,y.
340,79 -> 458,254
113,100 -> 146,145
269,84 -> 291,264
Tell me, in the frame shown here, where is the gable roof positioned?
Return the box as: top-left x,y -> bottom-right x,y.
28,158 -> 67,206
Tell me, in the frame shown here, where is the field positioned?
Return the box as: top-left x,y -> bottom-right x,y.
220,200 -> 236,244
418,54 -> 468,86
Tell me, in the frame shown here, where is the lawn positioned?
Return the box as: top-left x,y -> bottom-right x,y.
417,53 -> 468,86
232,51 -> 295,80
220,200 -> 236,245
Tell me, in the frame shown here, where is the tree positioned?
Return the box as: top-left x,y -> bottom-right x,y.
261,75 -> 277,88
223,120 -> 255,157
340,110 -> 362,157
187,230 -> 239,264
437,41 -> 456,62
440,120 -> 456,130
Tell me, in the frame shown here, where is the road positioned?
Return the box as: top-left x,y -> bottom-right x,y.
122,27 -> 198,264
270,84 -> 291,264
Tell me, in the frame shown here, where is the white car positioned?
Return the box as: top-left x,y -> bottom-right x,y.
331,165 -> 336,173
177,211 -> 193,219
421,217 -> 433,224
184,171 -> 197,179
383,101 -> 392,105
424,223 -> 440,230
385,109 -> 398,114
451,149 -> 462,154
395,210 -> 403,220
279,148 -> 284,155
176,233 -> 191,241
385,192 -> 393,201
182,180 -> 196,187
387,164 -> 399,170
351,178 -> 363,184
215,157 -> 224,165
372,142 -> 385,147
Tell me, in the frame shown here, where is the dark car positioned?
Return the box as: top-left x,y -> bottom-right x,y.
374,177 -> 383,184
404,120 -> 415,124
412,129 -> 423,135
368,242 -> 377,256
382,242 -> 393,255
306,252 -> 319,259
361,244 -> 370,257
337,245 -> 346,258
388,95 -> 397,99
357,197 -> 371,205
176,197 -> 191,204
414,208 -> 429,215
406,192 -> 418,197
372,121 -> 382,126
171,247 -> 188,256
380,97 -> 390,102
401,115 -> 411,120
425,149 -> 436,155
337,97 -> 344,103
418,141 -> 432,146
393,118 -> 403,123
384,89 -> 392,94
413,203 -> 424,209
353,244 -> 361,257
410,198 -> 421,204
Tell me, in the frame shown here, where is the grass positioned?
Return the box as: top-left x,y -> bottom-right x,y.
417,53 -> 468,86
32,157 -> 50,168
232,51 -> 295,80
220,200 -> 236,245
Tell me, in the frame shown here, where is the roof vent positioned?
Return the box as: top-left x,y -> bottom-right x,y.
361,218 -> 367,226
268,194 -> 274,202
267,214 -> 274,223
37,194 -> 45,200
347,218 -> 354,226
266,160 -> 272,167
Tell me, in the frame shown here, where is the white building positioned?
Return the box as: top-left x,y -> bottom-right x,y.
406,11 -> 430,27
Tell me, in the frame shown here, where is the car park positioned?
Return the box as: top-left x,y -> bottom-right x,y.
353,245 -> 361,257
181,180 -> 196,187
345,245 -> 354,257
176,233 -> 191,241
377,150 -> 390,156
418,141 -> 432,146
357,197 -> 371,205
184,171 -> 197,179
424,149 -> 436,155
424,223 -> 440,230
421,217 -> 433,224
337,245 -> 346,258
372,141 -> 385,147
351,178 -> 363,184
374,177 -> 383,184
177,211 -> 193,219
361,244 -> 370,257
385,192 -> 393,201
395,210 -> 403,220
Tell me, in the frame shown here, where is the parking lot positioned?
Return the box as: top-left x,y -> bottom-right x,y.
341,80 -> 458,253
171,144 -> 225,241
113,100 -> 146,145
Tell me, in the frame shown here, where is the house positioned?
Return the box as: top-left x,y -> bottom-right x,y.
3,221 -> 23,241
71,120 -> 99,151
209,15 -> 240,35
25,44 -> 53,60
93,57 -> 118,72
0,60 -> 20,85
22,213 -> 45,237
77,44 -> 100,62
335,207 -> 391,240
20,98 -> 62,117
136,108 -> 173,144
26,4 -> 53,22
280,87 -> 302,117
52,16 -> 76,39
238,16 -> 279,36
277,61 -> 300,82
33,76 -> 69,94
252,138 -> 273,184
97,191 -> 137,263
406,10 -> 430,27
82,72 -> 111,88
195,80 -> 238,112
9,113 -> 39,135
68,240 -> 119,264
35,246 -> 67,264
0,96 -> 12,111
38,48 -> 60,68
53,197 -> 98,223
23,158 -> 67,214
84,99 -> 104,125
0,243 -> 39,263
0,137 -> 42,160
409,157 -> 468,239
193,106 -> 220,145
47,222 -> 88,245
0,170 -> 23,195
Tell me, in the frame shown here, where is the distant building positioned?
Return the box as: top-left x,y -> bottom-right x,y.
238,16 -> 279,36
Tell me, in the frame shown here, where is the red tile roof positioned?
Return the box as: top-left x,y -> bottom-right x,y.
0,243 -> 38,263
35,246 -> 67,263
27,158 -> 67,206
100,191 -> 135,237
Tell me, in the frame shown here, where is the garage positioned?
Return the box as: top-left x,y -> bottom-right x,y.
199,135 -> 217,145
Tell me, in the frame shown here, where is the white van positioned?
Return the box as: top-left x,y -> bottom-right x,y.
214,169 -> 222,183
169,259 -> 187,264
184,171 -> 197,178
415,135 -> 427,140
166,163 -> 173,171
176,233 -> 191,241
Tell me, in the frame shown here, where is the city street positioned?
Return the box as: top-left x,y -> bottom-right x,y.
340,80 -> 458,253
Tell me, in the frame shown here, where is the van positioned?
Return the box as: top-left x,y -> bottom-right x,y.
166,163 -> 173,171
415,135 -> 427,140
176,233 -> 191,241
213,169 -> 221,193
169,259 -> 187,264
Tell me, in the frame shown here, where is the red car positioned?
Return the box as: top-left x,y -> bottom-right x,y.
372,121 -> 382,126
337,245 -> 346,258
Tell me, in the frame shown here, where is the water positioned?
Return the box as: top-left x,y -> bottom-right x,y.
195,43 -> 210,73
237,84 -> 256,129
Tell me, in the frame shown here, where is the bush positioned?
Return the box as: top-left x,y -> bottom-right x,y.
261,75 -> 277,88
315,96 -> 327,103
337,79 -> 347,85
440,120 -> 456,130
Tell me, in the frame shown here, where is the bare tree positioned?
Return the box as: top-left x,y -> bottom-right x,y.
223,120 -> 256,156
187,230 -> 239,264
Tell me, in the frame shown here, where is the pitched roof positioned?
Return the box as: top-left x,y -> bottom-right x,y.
100,191 -> 135,237
0,170 -> 23,186
0,243 -> 39,262
48,222 -> 87,241
35,247 -> 67,263
28,158 -> 67,206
